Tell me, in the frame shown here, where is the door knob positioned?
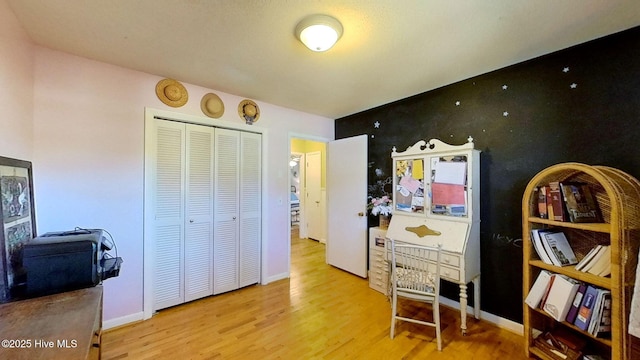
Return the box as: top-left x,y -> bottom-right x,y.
358,212 -> 364,217
189,219 -> 194,223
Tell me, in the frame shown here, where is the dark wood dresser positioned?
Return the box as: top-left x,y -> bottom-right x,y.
0,286 -> 102,359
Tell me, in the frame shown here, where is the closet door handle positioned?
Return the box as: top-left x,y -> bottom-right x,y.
189,219 -> 194,223
233,216 -> 237,220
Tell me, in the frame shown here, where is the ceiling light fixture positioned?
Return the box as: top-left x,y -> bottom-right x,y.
295,14 -> 343,52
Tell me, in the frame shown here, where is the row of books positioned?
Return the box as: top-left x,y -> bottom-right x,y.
530,228 -> 611,276
531,229 -> 578,267
574,245 -> 611,277
526,271 -> 612,338
532,327 -> 606,360
537,181 -> 602,223
532,328 -> 586,360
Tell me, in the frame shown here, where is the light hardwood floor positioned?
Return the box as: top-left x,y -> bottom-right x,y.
102,228 -> 530,359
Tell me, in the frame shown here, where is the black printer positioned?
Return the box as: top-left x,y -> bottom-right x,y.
22,228 -> 121,297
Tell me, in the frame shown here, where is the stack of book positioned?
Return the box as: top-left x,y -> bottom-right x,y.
536,182 -> 602,223
530,229 -> 578,267
525,272 -> 612,338
530,228 -> 611,277
532,328 -> 587,360
574,245 -> 611,277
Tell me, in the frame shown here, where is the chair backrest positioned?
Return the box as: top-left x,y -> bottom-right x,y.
390,240 -> 442,297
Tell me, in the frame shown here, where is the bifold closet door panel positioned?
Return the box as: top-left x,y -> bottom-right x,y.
150,119 -> 262,309
152,119 -> 186,310
213,128 -> 240,294
239,132 -> 261,287
184,125 -> 215,302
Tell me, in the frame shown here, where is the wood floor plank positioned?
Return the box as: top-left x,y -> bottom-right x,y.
102,230 -> 530,359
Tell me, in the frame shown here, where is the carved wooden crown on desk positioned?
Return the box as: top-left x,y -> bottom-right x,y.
392,136 -> 475,156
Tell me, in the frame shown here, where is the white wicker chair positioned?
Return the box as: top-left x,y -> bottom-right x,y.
389,239 -> 443,351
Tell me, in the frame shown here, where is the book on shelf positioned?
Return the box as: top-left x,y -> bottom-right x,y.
586,246 -> 611,277
565,282 -> 587,324
537,186 -> 548,219
549,181 -> 568,222
541,231 -> 578,267
588,289 -> 611,336
574,285 -> 600,331
543,274 -> 580,322
533,331 -> 583,360
597,260 -> 611,277
559,182 -> 602,223
539,274 -> 556,310
595,291 -> 612,338
550,326 -> 588,352
545,186 -> 555,221
531,229 -> 554,265
583,355 -> 606,360
525,270 -> 552,309
575,245 -> 603,272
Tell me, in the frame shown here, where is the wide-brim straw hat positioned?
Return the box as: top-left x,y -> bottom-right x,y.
200,93 -> 225,118
156,79 -> 188,107
238,99 -> 260,123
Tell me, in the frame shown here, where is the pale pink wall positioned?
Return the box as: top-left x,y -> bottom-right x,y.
31,47 -> 334,324
0,0 -> 34,160
1,0 -> 334,325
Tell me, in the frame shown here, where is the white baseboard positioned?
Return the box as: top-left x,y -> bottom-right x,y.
439,296 -> 523,335
263,272 -> 288,284
103,311 -> 144,330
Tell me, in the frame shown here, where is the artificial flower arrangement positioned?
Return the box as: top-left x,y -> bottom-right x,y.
367,195 -> 393,216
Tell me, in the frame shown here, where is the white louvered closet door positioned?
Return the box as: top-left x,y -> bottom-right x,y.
184,124 -> 214,302
153,119 -> 186,310
149,118 -> 261,310
213,128 -> 240,294
239,132 -> 261,287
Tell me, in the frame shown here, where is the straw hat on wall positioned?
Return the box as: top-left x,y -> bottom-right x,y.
155,79 -> 188,107
200,93 -> 225,118
238,99 -> 260,125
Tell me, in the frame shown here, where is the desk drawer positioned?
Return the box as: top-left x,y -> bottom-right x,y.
369,244 -> 389,295
441,253 -> 461,267
370,267 -> 388,281
371,247 -> 385,258
440,265 -> 461,282
418,262 -> 460,283
368,269 -> 389,295
371,256 -> 387,269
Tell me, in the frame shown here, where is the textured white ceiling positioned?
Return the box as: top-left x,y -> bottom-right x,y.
6,0 -> 640,118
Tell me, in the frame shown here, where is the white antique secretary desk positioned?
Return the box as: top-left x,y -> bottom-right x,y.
386,137 -> 480,335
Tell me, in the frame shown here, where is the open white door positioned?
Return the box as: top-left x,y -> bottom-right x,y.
326,135 -> 368,277
305,151 -> 323,241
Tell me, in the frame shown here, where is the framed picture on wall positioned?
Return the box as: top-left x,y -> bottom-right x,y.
0,156 -> 36,302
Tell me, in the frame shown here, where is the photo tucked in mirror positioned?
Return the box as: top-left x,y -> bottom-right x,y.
429,155 -> 468,217
395,158 -> 424,213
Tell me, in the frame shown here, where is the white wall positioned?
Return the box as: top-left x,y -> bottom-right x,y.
0,0 -> 34,160
2,1 -> 334,324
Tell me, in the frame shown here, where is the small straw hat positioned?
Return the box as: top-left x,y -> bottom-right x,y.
238,99 -> 260,124
200,93 -> 225,118
155,79 -> 188,107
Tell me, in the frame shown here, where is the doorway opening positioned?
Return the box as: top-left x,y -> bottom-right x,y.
289,137 -> 326,244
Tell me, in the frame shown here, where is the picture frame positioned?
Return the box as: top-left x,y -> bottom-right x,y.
0,156 -> 36,302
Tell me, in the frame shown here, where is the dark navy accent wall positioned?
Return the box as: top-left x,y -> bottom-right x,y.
335,26 -> 640,323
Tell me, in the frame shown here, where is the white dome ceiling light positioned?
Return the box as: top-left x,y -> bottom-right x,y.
295,14 -> 343,52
